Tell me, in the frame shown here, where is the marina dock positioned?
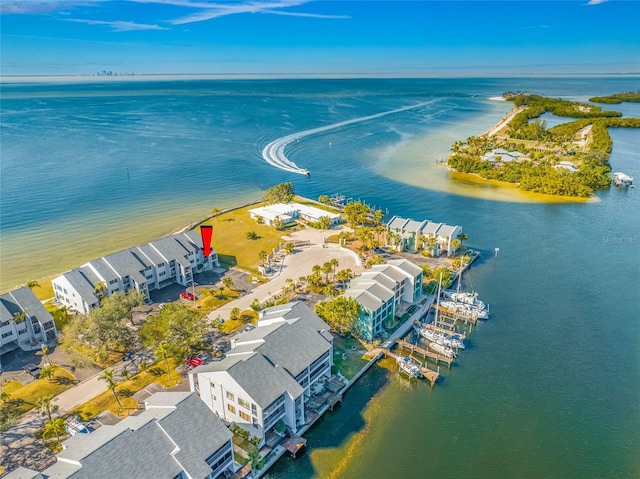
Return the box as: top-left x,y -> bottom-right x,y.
394,339 -> 454,367
384,349 -> 439,387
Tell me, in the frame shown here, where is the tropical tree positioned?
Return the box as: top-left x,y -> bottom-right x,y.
284,278 -> 296,300
365,255 -> 385,269
372,209 -> 384,226
329,258 -> 340,281
387,230 -> 401,250
314,296 -> 361,336
155,343 -> 172,385
139,302 -> 207,360
321,262 -> 334,285
41,345 -> 52,366
211,207 -> 221,221
42,417 -> 66,442
263,182 -> 295,204
258,250 -> 268,265
336,268 -> 354,289
284,242 -> 295,255
26,279 -> 40,289
100,369 -> 122,410
36,395 -> 59,422
13,309 -> 35,344
342,201 -> 370,228
271,216 -> 285,231
0,391 -> 11,404
457,232 -> 469,249
230,308 -> 241,321
424,236 -> 438,257
323,285 -> 339,298
318,195 -> 332,206
222,277 -> 234,290
39,365 -> 56,382
93,281 -> 107,299
450,239 -> 461,256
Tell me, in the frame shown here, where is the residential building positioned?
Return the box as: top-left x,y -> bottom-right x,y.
249,202 -> 341,227
345,259 -> 423,341
37,392 -> 236,479
52,230 -> 217,314
386,216 -> 463,257
189,301 -> 333,446
0,286 -> 57,352
555,161 -> 579,173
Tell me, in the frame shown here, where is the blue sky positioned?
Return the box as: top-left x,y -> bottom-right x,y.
1,0 -> 639,76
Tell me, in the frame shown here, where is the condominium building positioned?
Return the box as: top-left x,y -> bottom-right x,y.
190,302 -> 333,446
386,216 -> 463,257
0,286 -> 57,352
52,230 -> 217,314
34,392 -> 236,479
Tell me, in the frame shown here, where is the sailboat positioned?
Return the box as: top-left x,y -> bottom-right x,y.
418,273 -> 464,351
441,262 -> 488,319
396,356 -> 422,378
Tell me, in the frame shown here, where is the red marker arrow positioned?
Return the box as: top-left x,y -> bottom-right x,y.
200,225 -> 213,257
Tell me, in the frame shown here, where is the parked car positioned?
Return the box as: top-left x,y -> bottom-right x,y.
181,291 -> 195,301
24,363 -> 42,378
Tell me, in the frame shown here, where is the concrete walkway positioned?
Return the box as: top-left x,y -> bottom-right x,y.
209,227 -> 363,321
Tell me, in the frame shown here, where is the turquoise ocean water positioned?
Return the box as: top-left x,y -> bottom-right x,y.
1,78 -> 639,478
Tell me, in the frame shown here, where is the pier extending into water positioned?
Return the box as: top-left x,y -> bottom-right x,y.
384,349 -> 439,387
394,339 -> 454,367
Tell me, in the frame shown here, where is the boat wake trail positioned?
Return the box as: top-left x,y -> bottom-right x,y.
261,100 -> 439,175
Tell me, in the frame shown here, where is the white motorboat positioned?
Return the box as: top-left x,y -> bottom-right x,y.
440,300 -> 489,320
418,324 -> 465,349
396,356 -> 422,378
428,341 -> 457,358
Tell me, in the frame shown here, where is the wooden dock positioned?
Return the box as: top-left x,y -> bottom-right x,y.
395,339 -> 454,366
384,350 -> 439,387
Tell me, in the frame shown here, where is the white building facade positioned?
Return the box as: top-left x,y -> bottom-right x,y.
0,286 -> 57,352
52,230 -> 218,314
190,302 -> 333,446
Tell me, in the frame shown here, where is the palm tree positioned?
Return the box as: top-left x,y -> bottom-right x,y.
284,242 -> 295,256
39,365 -> 56,382
155,343 -> 172,385
43,417 -> 66,442
93,281 -> 107,299
13,309 -> 35,345
211,208 -> 221,221
424,236 -> 438,257
222,277 -> 234,290
450,239 -> 461,256
457,232 -> 469,251
0,391 -> 11,404
284,278 -> 296,299
329,258 -> 340,282
100,369 -> 122,410
336,268 -> 354,289
36,395 -> 59,422
41,345 -> 52,366
323,285 -> 339,298
26,279 -> 40,289
321,262 -> 333,285
258,250 -> 268,266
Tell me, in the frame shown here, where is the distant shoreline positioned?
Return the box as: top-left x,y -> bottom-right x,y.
2,73 -> 640,84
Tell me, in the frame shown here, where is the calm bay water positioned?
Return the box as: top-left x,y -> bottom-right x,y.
1,77 -> 639,478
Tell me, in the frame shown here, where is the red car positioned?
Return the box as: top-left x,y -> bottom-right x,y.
186,357 -> 203,367
181,291 -> 195,301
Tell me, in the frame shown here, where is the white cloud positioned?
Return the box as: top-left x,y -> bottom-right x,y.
66,18 -> 169,31
169,0 -> 310,25
0,0 -> 105,15
584,0 -> 608,5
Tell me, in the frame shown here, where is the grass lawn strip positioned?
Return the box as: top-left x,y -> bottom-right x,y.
2,367 -> 76,416
70,358 -> 181,422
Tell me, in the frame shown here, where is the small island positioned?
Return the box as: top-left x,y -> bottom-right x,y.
447,92 -> 640,197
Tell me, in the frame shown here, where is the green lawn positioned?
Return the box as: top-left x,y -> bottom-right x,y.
331,336 -> 369,380
200,202 -> 295,274
2,366 -> 76,416
70,358 -> 181,422
219,310 -> 258,334
193,287 -> 241,315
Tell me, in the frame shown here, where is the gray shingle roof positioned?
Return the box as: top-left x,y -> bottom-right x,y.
64,268 -> 100,306
420,221 -> 443,236
403,220 -> 426,233
349,279 -> 395,303
101,250 -> 148,285
0,287 -> 54,326
87,258 -> 119,283
358,271 -> 397,291
135,243 -> 166,266
344,289 -> 383,313
387,259 -> 423,277
386,216 -> 409,230
369,264 -> 408,283
150,236 -> 192,268
43,392 -> 231,479
1,466 -> 43,479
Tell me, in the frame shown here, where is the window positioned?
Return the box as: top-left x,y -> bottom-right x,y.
2,331 -> 13,338
226,391 -> 235,401
109,279 -> 118,285
227,404 -> 236,414
239,410 -> 250,422
158,262 -> 165,267
252,416 -> 258,426
238,398 -> 250,410
252,404 -> 257,415
159,272 -> 166,277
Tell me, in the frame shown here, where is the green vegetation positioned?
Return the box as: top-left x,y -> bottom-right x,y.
139,302 -> 208,361
0,366 -> 75,417
589,91 -> 640,104
263,182 -> 295,204
447,93 -> 640,197
331,336 -> 369,379
314,296 -> 361,336
70,358 -> 180,421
